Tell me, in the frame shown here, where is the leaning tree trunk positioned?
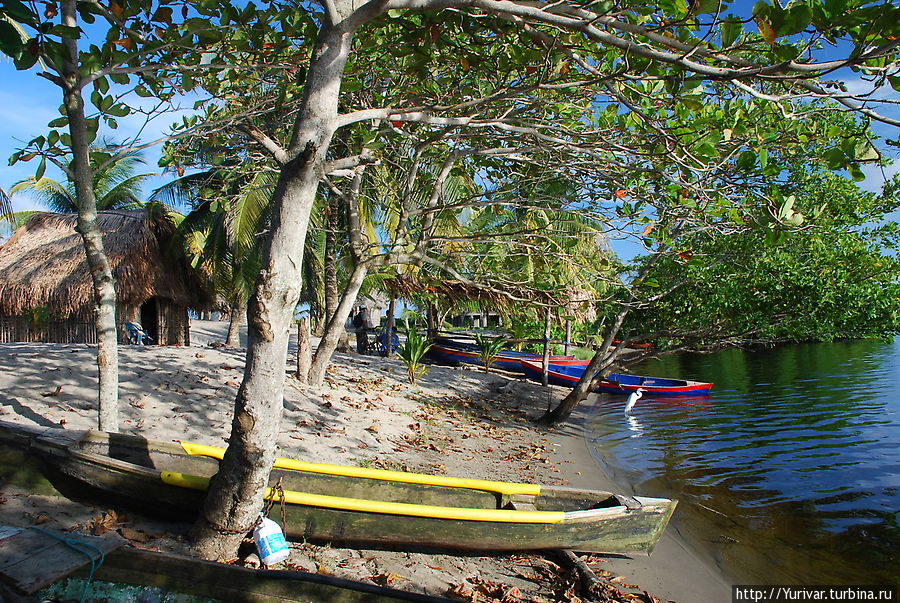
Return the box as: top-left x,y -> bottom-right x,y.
225,298 -> 245,349
540,309 -> 629,424
308,262 -> 369,386
189,23 -> 357,561
62,0 -> 119,432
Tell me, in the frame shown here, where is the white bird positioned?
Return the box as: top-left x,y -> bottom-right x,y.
624,388 -> 644,414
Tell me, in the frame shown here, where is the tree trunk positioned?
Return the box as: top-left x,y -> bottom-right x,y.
426,304 -> 437,340
296,317 -> 311,383
541,307 -> 551,387
225,298 -> 245,349
323,193 -> 340,325
190,23 -> 356,561
308,262 -> 368,386
385,296 -> 396,358
62,0 -> 119,432
564,319 -> 572,357
540,309 -> 629,424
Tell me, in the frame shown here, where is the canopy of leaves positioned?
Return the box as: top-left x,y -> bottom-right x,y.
625,171 -> 900,345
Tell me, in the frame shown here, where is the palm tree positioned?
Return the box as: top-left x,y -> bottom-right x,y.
10,147 -> 151,213
153,168 -> 275,348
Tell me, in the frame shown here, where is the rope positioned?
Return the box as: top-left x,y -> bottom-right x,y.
27,526 -> 105,603
262,476 -> 287,531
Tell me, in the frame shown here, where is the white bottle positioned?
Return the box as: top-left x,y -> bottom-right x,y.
253,515 -> 290,565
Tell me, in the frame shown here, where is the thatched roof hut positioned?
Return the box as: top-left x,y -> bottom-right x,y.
383,275 -> 597,329
0,210 -> 208,345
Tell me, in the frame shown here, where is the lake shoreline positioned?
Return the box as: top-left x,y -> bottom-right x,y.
549,396 -> 733,601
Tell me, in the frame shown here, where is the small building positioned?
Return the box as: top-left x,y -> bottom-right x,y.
448,311 -> 503,329
0,210 -> 209,345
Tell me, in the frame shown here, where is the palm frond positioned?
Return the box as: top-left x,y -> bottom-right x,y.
10,177 -> 76,213
98,173 -> 152,210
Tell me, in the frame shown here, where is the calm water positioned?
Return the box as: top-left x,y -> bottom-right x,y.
585,338 -> 899,584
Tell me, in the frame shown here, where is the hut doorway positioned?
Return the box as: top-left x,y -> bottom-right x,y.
140,298 -> 159,343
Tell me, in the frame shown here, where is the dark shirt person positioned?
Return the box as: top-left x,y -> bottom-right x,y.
353,305 -> 370,354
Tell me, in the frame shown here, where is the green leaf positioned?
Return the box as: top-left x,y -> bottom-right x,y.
720,16 -> 742,47
773,43 -> 801,62
13,44 -> 39,70
779,3 -> 812,36
106,104 -> 130,117
737,150 -> 757,172
852,139 -> 880,162
1,0 -> 36,24
0,19 -> 24,57
48,117 -> 68,128
36,157 -> 46,180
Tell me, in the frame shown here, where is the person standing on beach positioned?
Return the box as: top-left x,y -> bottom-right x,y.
353,304 -> 370,354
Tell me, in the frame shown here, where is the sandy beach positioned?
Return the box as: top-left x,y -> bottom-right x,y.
0,320 -> 731,602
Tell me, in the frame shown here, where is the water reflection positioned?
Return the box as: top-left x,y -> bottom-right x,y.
585,338 -> 899,584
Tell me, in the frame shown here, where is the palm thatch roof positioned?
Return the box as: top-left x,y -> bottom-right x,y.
0,210 -> 208,317
383,275 -> 596,321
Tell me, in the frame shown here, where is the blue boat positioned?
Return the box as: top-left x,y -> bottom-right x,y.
520,360 -> 713,397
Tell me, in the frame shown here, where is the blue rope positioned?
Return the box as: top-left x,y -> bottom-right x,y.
27,526 -> 106,603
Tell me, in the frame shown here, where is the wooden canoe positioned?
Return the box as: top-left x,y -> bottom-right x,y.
520,360 -> 713,397
0,420 -> 676,555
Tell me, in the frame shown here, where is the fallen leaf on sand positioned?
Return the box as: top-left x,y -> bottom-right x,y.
87,509 -> 125,535
40,386 -> 62,397
119,527 -> 152,543
374,572 -> 407,586
25,512 -> 51,525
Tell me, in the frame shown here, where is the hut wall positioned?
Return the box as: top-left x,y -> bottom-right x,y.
0,313 -> 96,344
157,302 -> 189,346
0,301 -> 191,346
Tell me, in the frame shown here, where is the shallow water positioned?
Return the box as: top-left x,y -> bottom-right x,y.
584,338 -> 899,584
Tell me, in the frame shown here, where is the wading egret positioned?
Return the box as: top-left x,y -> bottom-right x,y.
624,388 -> 644,414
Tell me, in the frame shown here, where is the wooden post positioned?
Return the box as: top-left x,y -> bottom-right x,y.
296,317 -> 311,384
426,303 -> 436,340
564,319 -> 572,357
541,307 -> 551,387
386,297 -> 396,357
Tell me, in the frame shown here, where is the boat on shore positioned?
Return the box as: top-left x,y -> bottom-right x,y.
520,361 -> 713,397
0,420 -> 676,555
426,341 -> 584,373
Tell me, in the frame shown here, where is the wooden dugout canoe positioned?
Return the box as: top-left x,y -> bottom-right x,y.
0,420 -> 676,555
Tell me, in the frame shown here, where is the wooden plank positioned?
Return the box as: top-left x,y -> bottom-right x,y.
0,526 -> 123,594
86,546 -> 458,603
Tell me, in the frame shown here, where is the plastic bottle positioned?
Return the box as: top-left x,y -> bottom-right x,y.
253,514 -> 290,565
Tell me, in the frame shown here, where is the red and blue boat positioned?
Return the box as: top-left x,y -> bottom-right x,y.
427,341 -> 583,374
520,360 -> 713,397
